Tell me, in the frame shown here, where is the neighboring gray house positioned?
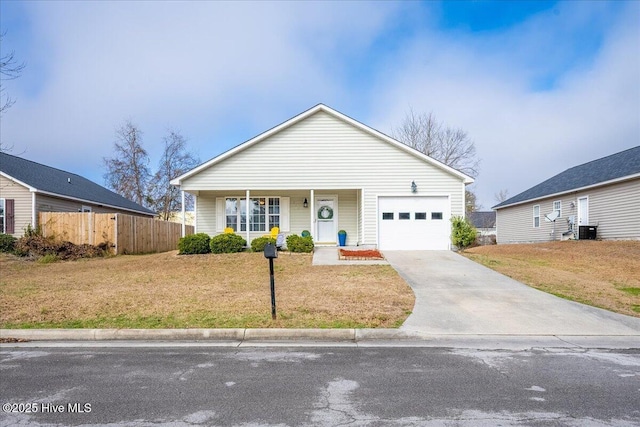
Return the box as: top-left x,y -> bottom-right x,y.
493,146 -> 640,243
0,152 -> 155,237
171,104 -> 474,250
468,211 -> 496,244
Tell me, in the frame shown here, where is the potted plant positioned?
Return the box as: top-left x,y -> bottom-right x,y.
338,230 -> 347,246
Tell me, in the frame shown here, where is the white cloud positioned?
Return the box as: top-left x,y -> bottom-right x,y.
2,1 -> 400,179
1,1 -> 637,210
370,1 -> 639,208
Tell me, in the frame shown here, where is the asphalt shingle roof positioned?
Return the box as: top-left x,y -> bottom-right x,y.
0,152 -> 155,215
468,211 -> 496,229
493,146 -> 640,209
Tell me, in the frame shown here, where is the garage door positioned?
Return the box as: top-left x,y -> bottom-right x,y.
378,196 -> 450,250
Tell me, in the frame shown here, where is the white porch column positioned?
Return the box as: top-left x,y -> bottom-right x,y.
309,189 -> 314,237
193,196 -> 197,234
246,190 -> 250,245
181,190 -> 186,237
359,188 -> 364,245
32,192 -> 37,229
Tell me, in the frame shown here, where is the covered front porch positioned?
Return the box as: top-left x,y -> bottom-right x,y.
186,188 -> 364,247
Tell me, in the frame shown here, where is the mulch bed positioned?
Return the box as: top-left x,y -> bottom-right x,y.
339,249 -> 385,260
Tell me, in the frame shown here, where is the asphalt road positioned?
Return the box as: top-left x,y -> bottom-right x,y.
1,345 -> 639,426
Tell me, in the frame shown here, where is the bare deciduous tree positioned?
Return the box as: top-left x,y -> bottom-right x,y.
1,32 -> 26,153
103,121 -> 151,207
148,130 -> 200,220
0,32 -> 25,116
465,189 -> 482,215
494,188 -> 510,204
393,108 -> 480,178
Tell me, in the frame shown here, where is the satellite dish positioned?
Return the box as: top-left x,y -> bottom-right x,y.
545,211 -> 560,222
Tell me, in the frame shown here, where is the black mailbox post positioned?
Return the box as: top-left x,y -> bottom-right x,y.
264,243 -> 278,319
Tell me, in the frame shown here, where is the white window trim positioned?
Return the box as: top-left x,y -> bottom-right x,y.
81,205 -> 92,213
225,196 -> 282,233
533,204 -> 540,228
553,200 -> 562,218
0,198 -> 5,234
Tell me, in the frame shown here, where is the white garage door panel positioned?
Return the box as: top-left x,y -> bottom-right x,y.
378,196 -> 450,250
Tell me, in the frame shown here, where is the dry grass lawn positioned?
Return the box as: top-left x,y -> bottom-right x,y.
463,240 -> 640,317
0,251 -> 414,329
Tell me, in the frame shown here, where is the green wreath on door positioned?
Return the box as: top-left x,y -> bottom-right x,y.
317,205 -> 334,220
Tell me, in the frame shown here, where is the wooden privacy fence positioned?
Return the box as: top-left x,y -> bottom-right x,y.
38,212 -> 194,255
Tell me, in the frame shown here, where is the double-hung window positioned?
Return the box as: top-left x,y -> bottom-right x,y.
225,197 -> 280,232
533,205 -> 540,228
225,198 -> 245,232
268,198 -> 280,229
553,201 -> 561,218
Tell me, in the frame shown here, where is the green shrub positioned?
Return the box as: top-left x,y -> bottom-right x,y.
0,233 -> 16,253
178,233 -> 211,255
210,233 -> 246,254
286,234 -> 314,253
251,236 -> 276,252
451,216 -> 477,250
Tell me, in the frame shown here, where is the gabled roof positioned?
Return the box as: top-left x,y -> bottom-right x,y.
493,146 -> 640,210
468,211 -> 496,229
0,152 -> 155,216
171,104 -> 474,186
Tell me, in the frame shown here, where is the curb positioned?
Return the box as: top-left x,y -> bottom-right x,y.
0,328 -> 362,342
2,329 -> 640,349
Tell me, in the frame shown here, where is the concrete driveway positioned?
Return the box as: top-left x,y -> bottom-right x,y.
384,251 -> 640,336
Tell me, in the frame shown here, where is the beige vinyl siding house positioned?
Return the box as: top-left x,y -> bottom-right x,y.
172,104 -> 473,250
0,175 -> 32,236
0,153 -> 155,237
494,146 -> 640,244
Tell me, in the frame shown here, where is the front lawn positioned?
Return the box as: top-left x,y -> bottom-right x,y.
463,240 -> 640,317
0,251 -> 414,329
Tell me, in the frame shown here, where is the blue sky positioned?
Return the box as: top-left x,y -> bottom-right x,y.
1,1 -> 638,209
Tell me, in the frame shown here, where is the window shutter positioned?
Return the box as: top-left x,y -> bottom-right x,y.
280,197 -> 290,232
6,199 -> 15,234
216,198 -> 225,232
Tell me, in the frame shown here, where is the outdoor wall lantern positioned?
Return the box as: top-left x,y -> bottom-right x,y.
411,181 -> 417,193
303,198 -> 308,208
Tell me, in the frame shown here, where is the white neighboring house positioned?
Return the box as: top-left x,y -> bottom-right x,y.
493,146 -> 640,243
171,104 -> 474,250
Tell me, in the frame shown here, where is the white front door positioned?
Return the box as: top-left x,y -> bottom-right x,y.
315,197 -> 336,243
578,197 -> 589,226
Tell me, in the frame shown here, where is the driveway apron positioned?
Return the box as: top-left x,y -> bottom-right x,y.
384,251 -> 640,336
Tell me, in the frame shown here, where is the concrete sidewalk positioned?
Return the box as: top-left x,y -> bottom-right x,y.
385,250 -> 640,336
311,247 -> 388,265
